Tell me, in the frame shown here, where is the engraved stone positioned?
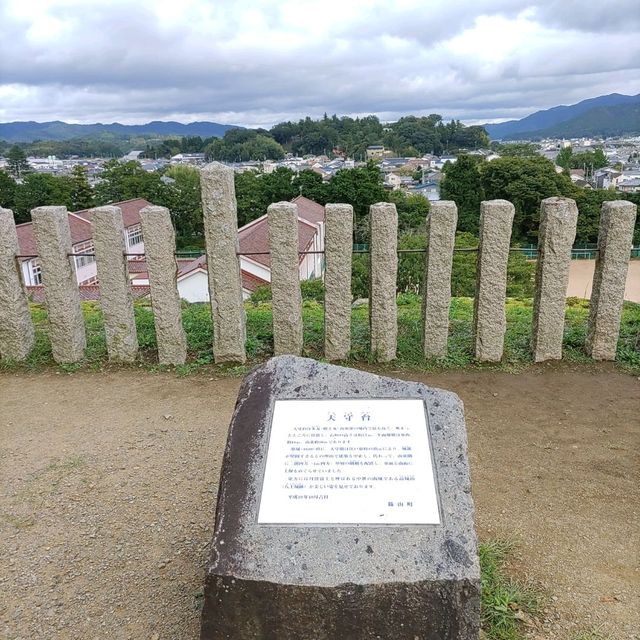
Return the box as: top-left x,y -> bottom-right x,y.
201,356 -> 480,639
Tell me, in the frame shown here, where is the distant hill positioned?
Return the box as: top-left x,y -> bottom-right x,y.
0,120 -> 240,143
485,93 -> 640,140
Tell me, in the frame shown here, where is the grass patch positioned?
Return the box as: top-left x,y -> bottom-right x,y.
480,540 -> 541,639
1,296 -> 639,375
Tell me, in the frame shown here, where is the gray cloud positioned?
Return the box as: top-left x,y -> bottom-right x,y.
0,0 -> 639,127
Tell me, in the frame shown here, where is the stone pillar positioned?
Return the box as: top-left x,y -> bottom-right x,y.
91,206 -> 138,363
201,162 -> 246,363
268,202 -> 303,356
139,205 -> 187,365
324,203 -> 353,360
423,201 -> 457,358
31,206 -> 86,363
472,200 -> 514,362
0,208 -> 35,360
370,202 -> 398,362
532,197 -> 578,362
586,200 -> 637,360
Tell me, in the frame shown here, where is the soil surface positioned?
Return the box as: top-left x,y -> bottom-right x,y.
1,364 -> 638,639
565,259 -> 640,303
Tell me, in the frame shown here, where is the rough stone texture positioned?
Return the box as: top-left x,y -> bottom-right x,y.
31,206 -> 86,363
268,202 -> 303,356
91,206 -> 138,363
0,208 -> 35,360
139,205 -> 187,365
532,197 -> 578,362
201,162 -> 246,363
201,356 -> 480,640
586,200 -> 637,360
423,201 -> 457,358
370,202 -> 398,362
472,200 -> 514,362
324,203 -> 353,360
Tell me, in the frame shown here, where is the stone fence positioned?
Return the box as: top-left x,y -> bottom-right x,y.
0,162 -> 637,366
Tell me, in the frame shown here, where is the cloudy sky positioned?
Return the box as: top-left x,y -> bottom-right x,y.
1,0 -> 639,127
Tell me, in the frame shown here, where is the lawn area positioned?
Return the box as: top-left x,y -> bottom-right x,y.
3,295 -> 639,375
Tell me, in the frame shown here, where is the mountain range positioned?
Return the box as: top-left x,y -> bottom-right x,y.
484,93 -> 640,140
2,92 -> 640,144
0,120 -> 239,143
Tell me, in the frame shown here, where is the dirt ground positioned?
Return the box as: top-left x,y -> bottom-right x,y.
565,259 -> 640,303
1,364 -> 638,640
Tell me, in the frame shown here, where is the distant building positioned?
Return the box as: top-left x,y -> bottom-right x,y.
16,198 -> 149,287
159,195 -> 327,302
366,145 -> 387,160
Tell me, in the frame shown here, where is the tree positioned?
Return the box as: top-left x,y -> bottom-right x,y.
327,162 -> 387,241
13,173 -> 74,223
480,156 -> 573,241
70,165 -> 93,210
388,190 -> 429,233
494,142 -> 540,157
163,164 -> 203,245
7,146 -> 31,180
440,155 -> 485,235
291,170 -> 330,203
93,160 -> 166,205
0,170 -> 17,209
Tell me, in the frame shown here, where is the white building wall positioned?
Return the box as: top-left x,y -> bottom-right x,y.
177,271 -> 210,303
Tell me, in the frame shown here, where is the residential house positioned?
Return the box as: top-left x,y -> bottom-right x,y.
16,198 -> 149,287
171,195 -> 327,302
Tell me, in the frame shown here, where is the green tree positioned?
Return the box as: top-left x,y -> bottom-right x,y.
440,155 -> 485,235
70,165 -> 93,210
163,164 -> 203,244
556,147 -> 573,170
0,170 -> 17,209
7,146 -> 31,179
494,142 -> 540,157
13,173 -> 74,223
93,160 -> 166,205
327,162 -> 387,241
388,190 -> 430,233
480,156 -> 572,241
291,170 -> 330,203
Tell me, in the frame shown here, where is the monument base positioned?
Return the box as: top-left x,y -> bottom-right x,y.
201,356 -> 480,640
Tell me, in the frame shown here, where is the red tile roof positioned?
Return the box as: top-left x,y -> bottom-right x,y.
241,270 -> 269,292
238,197 -> 323,269
291,195 -> 325,224
15,199 -> 151,258
26,284 -> 150,302
72,198 -> 151,229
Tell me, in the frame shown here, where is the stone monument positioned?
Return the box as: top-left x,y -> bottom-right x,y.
201,356 -> 480,639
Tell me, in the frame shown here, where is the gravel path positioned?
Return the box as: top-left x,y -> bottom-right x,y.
1,365 -> 638,639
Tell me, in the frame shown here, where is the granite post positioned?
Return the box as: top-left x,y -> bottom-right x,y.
201,356 -> 480,639
31,206 -> 86,363
472,200 -> 514,362
532,197 -> 578,362
139,205 -> 187,365
370,202 -> 398,362
201,162 -> 246,363
423,201 -> 457,358
324,203 -> 353,360
586,200 -> 637,360
268,202 -> 303,356
91,206 -> 138,362
0,208 -> 35,360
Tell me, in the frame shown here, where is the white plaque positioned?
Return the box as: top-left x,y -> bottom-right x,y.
258,399 -> 441,525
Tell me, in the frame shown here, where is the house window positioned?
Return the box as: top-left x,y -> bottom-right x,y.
31,262 -> 42,285
74,241 -> 95,269
127,225 -> 143,247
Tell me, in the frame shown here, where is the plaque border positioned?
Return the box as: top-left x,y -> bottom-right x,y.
256,397 -> 443,527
